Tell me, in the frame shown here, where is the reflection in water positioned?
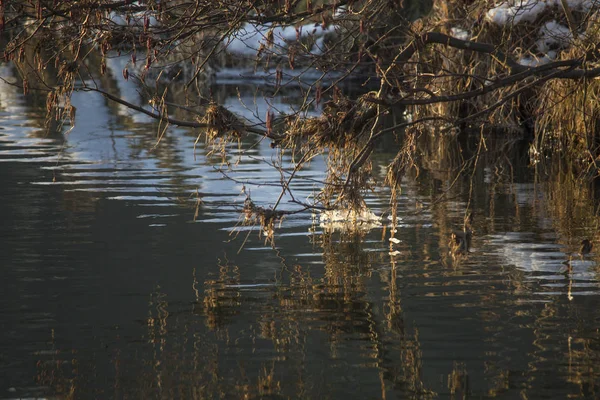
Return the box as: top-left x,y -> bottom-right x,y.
2,62 -> 600,399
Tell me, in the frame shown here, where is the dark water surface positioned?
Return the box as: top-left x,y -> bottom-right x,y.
2,63 -> 600,399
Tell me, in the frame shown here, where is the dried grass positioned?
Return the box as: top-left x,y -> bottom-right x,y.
283,92 -> 380,210
532,11 -> 600,171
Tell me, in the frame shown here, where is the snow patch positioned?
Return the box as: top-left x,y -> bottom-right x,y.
486,0 -> 547,26
109,11 -> 159,27
486,0 -> 600,26
226,22 -> 336,57
536,20 -> 574,53
518,50 -> 557,66
450,27 -> 470,41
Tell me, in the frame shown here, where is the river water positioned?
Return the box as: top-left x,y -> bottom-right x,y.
1,62 -> 600,399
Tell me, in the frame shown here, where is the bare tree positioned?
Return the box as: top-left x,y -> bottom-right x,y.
3,0 -> 600,237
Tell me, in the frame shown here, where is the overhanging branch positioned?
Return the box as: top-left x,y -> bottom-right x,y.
78,86 -> 275,139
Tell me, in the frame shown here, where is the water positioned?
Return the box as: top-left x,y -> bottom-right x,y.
2,63 -> 600,399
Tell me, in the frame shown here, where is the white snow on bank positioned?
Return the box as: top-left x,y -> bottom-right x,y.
109,11 -> 158,27
450,27 -> 470,41
486,0 -> 547,25
226,22 -> 336,56
518,50 -> 557,66
565,0 -> 600,12
517,20 -> 573,66
485,1 -> 600,66
486,0 -> 599,26
537,20 -> 574,52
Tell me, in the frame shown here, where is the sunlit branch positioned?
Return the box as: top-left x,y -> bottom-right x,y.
77,86 -> 273,138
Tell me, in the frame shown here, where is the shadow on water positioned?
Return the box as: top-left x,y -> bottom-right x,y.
2,60 -> 600,399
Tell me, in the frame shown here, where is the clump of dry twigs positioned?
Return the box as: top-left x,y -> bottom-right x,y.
242,196 -> 286,244
283,91 -> 382,210
201,103 -> 245,142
